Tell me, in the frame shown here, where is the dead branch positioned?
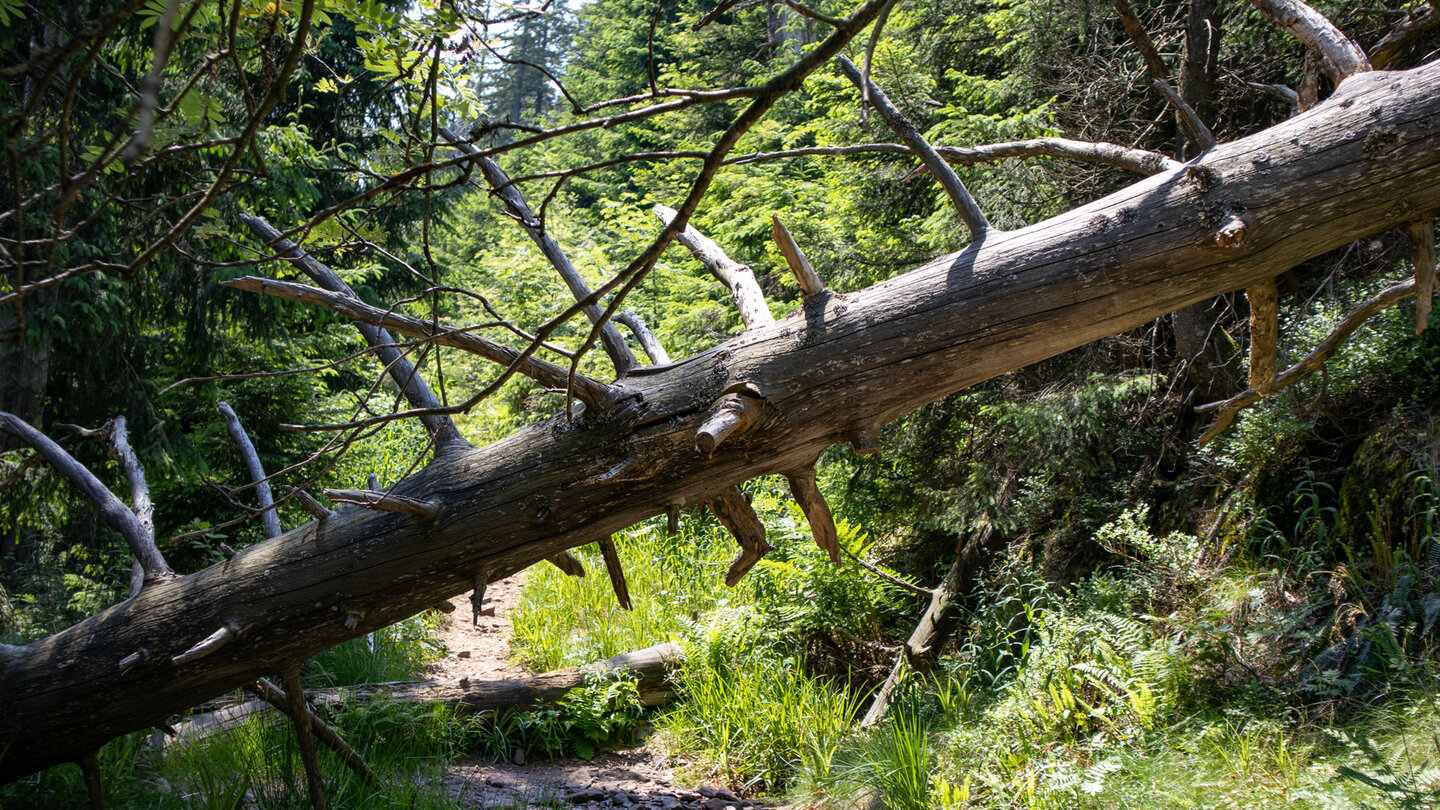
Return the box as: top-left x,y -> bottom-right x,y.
221,276 -> 614,410
218,402 -> 282,539
1197,277 -> 1419,444
734,139 -> 1181,175
1408,218 -> 1437,332
440,129 -> 638,376
0,412 -> 173,586
1248,0 -> 1372,82
238,215 -> 471,447
653,205 -> 774,328
837,56 -> 991,241
615,311 -> 672,365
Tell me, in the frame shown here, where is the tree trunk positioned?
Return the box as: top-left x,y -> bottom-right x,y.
176,642 -> 684,742
4,63 -> 1440,783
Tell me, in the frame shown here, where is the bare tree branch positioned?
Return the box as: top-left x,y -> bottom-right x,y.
221,276 -> 615,409
1248,0 -> 1372,82
1196,277 -> 1418,444
730,138 -> 1180,174
238,214 -> 473,447
218,402 -> 282,540
440,129 -> 638,376
0,411 -> 173,585
653,205 -> 774,329
1368,0 -> 1439,69
837,55 -> 991,241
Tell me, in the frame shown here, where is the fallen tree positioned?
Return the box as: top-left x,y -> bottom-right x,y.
175,642 -> 683,742
2,52 -> 1440,782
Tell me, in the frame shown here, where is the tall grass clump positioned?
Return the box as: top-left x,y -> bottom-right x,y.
659,641 -> 860,795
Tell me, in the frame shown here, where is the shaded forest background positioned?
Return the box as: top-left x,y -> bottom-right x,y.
3,0 -> 1440,804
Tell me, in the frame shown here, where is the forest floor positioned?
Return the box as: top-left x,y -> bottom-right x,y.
429,576 -> 778,810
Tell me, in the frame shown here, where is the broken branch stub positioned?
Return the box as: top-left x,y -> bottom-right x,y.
1408,218 -> 1437,332
546,551 -> 586,578
708,486 -> 774,587
785,470 -> 841,565
1247,278 -> 1280,395
771,215 -> 826,298
323,488 -> 437,520
695,392 -> 765,454
596,536 -> 632,610
172,621 -> 240,666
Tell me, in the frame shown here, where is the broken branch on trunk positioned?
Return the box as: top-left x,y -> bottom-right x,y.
1197,277 -> 1421,444
547,551 -> 586,578
1247,278 -> 1280,395
695,390 -> 766,454
653,205 -> 773,329
222,276 -> 614,410
837,55 -> 991,241
1248,0 -> 1372,82
0,411 -> 173,586
1408,218 -> 1436,332
1368,0 -> 1439,70
785,469 -> 841,565
771,215 -> 827,298
596,536 -> 632,610
709,486 -> 775,587
1154,78 -> 1218,151
323,488 -> 438,520
109,416 -> 158,598
615,311 -> 672,365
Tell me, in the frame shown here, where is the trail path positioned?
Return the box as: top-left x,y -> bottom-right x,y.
432,576 -> 780,810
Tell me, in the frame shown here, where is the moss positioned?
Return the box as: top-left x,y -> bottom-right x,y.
1332,414 -> 1440,567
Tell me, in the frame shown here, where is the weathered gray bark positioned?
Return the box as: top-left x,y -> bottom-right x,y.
177,643 -> 683,744
4,62 -> 1440,782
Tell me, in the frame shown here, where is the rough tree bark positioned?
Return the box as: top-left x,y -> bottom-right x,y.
3,62 -> 1440,782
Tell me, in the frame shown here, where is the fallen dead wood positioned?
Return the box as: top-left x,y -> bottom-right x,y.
173,642 -> 684,743
6,62 -> 1440,782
